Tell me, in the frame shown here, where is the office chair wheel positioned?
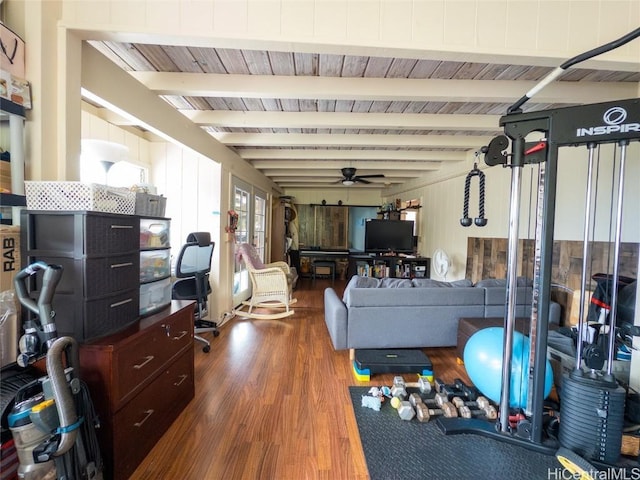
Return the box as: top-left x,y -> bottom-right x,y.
202,345 -> 211,353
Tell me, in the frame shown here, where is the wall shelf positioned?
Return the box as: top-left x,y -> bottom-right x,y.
1,97 -> 27,225
0,193 -> 26,206
0,98 -> 26,118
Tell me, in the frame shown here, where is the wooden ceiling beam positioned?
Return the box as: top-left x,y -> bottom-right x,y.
253,161 -> 440,171
236,148 -> 468,165
258,169 -> 434,176
238,149 -> 466,162
179,110 -> 501,131
213,132 -> 490,148
129,71 -> 636,104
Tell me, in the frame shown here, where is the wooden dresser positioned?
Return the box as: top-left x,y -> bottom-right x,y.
79,300 -> 196,480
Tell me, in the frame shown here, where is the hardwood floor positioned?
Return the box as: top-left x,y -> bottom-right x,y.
129,277 -> 470,480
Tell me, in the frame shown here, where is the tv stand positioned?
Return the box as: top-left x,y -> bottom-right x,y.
347,254 -> 430,279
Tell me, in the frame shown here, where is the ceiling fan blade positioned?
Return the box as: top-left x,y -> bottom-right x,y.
355,174 -> 385,179
355,178 -> 371,184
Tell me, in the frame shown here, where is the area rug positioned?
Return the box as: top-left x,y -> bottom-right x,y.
349,386 -> 561,480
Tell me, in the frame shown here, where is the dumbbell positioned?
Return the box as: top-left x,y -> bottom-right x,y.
390,396 -> 415,421
434,378 -> 465,400
390,376 -> 408,399
408,395 -> 457,422
451,396 -> 497,420
415,401 -> 458,423
408,392 -> 448,409
458,405 -> 498,420
405,376 -> 432,394
453,378 -> 480,401
451,395 -> 492,411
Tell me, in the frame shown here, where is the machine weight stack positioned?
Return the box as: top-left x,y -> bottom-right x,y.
558,371 -> 626,465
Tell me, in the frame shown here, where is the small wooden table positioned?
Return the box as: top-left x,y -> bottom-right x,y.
457,317 -> 558,362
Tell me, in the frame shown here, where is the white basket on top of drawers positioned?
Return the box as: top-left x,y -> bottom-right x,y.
25,181 -> 136,214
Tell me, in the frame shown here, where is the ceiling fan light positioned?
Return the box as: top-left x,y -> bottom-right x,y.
342,179 -> 354,186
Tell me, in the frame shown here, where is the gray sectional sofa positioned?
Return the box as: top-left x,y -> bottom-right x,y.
323,276 -> 560,350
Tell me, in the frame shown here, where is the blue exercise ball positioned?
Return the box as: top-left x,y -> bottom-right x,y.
463,326 -> 553,408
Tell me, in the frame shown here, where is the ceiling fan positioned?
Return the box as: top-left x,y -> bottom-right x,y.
335,167 -> 385,186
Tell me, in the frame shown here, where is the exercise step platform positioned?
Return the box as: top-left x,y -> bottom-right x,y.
353,349 -> 433,382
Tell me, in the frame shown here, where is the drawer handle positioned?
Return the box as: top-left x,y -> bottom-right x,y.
110,298 -> 133,308
111,224 -> 134,229
133,409 -> 154,427
174,374 -> 188,386
172,331 -> 188,340
133,355 -> 154,370
111,262 -> 134,269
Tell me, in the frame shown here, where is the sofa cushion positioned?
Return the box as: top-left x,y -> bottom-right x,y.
346,275 -> 381,289
346,286 -> 485,308
342,275 -> 381,303
412,278 -> 473,288
475,277 -> 533,288
484,286 -> 533,306
379,278 -> 414,288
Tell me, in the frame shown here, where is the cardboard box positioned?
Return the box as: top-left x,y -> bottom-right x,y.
0,225 -> 20,292
568,289 -> 593,326
1,160 -> 11,193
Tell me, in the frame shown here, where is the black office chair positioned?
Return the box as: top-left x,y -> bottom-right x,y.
172,232 -> 219,352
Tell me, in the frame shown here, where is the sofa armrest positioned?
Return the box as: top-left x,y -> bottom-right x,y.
324,287 -> 348,350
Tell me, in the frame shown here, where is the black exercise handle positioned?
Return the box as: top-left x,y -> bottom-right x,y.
460,166 -> 487,227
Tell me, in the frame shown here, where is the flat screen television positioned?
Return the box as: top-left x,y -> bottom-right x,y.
364,219 -> 414,254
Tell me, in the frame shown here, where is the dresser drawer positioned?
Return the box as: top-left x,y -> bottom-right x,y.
24,212 -> 139,257
112,350 -> 194,480
84,253 -> 140,296
140,249 -> 171,283
113,307 -> 193,407
23,254 -> 139,298
29,288 -> 139,342
156,303 -> 193,352
139,218 -> 170,249
140,277 -> 172,316
84,214 -> 139,255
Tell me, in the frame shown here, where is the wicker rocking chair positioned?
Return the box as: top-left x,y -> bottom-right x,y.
235,243 -> 297,319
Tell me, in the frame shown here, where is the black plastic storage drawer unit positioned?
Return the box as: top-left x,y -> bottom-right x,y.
20,210 -> 141,342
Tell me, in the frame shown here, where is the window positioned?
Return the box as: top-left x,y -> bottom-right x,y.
231,177 -> 267,307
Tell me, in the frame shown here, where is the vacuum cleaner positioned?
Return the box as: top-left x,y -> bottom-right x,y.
5,261 -> 103,480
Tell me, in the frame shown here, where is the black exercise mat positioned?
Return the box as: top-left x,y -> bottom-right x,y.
349,386 -> 561,480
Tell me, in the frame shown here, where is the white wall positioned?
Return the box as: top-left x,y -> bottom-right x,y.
396,143 -> 640,280
80,106 -> 150,169
80,106 -> 233,318
150,142 -> 225,317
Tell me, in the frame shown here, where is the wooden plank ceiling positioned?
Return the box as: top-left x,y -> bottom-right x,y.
87,41 -> 640,191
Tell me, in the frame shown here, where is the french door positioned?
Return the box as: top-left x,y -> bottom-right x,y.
231,177 -> 267,307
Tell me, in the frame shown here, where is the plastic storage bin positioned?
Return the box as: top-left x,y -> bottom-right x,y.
25,182 -> 136,214
139,277 -> 171,316
140,249 -> 171,283
135,193 -> 166,217
140,218 -> 170,249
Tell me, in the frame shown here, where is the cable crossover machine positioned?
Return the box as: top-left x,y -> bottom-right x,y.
438,26 -> 640,474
